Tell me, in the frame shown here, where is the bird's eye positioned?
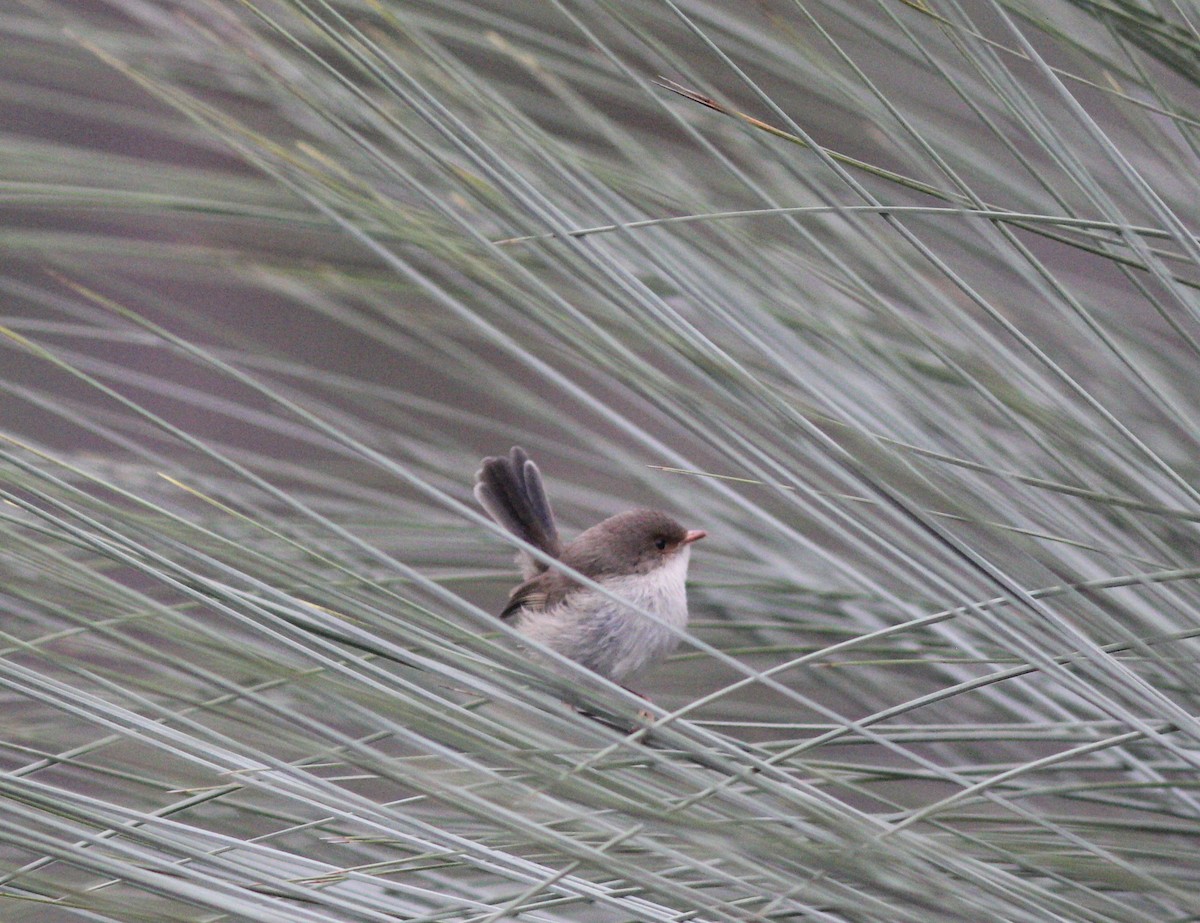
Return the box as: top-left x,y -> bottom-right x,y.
654,538 -> 668,550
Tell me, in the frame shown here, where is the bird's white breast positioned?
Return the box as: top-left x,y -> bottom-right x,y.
517,546 -> 692,683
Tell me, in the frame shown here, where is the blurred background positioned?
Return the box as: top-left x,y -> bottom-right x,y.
4,1 -> 1200,920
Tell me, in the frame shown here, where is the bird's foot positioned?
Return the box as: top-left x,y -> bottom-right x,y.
569,687 -> 656,731
621,686 -> 656,723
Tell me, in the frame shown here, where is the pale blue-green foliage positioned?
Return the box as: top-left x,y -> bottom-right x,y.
2,1 -> 1200,920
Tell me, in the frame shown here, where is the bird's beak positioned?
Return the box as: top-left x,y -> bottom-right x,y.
682,529 -> 707,545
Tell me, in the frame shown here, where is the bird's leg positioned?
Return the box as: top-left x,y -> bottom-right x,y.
568,686 -> 655,731
622,686 -> 656,723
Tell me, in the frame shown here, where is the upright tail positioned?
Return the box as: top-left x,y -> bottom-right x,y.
474,446 -> 562,577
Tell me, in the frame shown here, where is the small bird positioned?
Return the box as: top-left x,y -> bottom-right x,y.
474,447 -> 706,688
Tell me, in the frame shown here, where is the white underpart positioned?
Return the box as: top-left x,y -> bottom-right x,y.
517,546 -> 692,683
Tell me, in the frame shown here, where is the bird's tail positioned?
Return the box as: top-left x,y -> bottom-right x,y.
474,446 -> 561,577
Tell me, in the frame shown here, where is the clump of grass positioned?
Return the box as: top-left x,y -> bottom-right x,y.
2,1 -> 1200,920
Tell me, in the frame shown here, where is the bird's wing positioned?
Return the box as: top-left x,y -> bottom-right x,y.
499,569 -> 577,621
